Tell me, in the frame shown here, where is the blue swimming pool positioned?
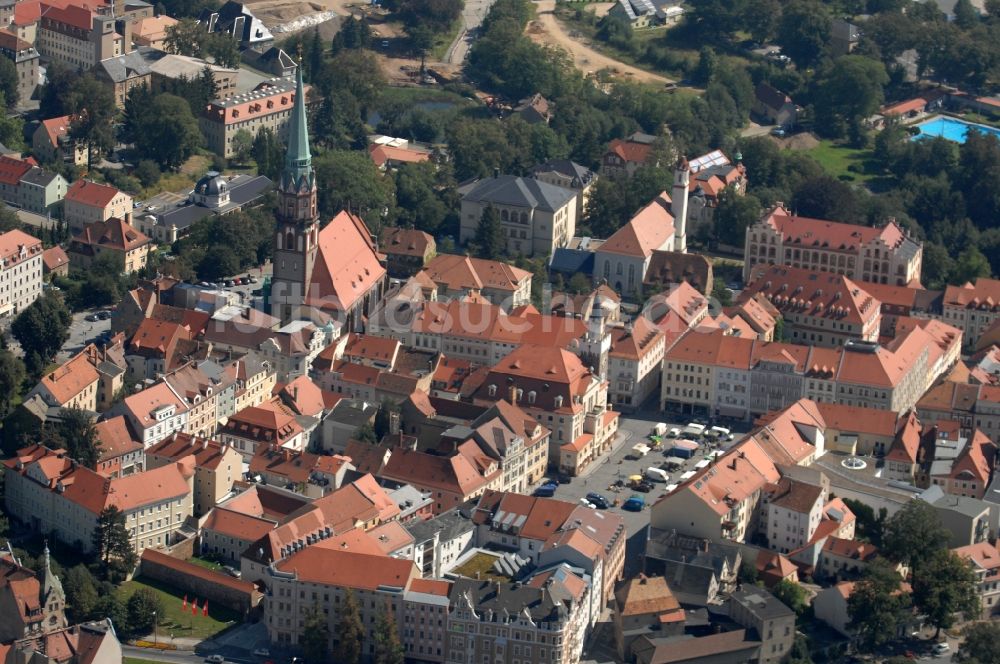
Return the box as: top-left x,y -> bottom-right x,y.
913,116 -> 1000,143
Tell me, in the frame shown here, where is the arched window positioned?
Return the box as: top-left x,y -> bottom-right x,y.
616,263 -> 623,275
285,231 -> 295,252
520,212 -> 528,223
501,210 -> 509,221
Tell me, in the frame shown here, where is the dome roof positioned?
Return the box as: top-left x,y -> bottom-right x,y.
195,171 -> 227,196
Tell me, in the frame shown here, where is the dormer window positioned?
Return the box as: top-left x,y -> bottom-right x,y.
527,391 -> 536,404
488,384 -> 497,397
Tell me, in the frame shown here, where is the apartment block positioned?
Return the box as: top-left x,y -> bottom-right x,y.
0,229 -> 43,318
200,78 -> 306,158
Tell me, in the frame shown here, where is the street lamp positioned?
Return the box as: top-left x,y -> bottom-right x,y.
152,611 -> 157,646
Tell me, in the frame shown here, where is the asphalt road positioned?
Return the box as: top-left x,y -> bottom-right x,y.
444,0 -> 497,65
123,646 -> 204,664
529,410 -> 749,577
57,309 -> 112,363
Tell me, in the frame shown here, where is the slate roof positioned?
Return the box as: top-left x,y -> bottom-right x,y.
461,175 -> 576,213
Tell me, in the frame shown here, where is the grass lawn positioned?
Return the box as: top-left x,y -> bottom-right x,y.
802,140 -> 877,183
452,551 -> 509,582
185,556 -> 224,572
116,575 -> 239,640
139,154 -> 212,200
430,18 -> 462,61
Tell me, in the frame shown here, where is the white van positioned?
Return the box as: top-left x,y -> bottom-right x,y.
710,426 -> 731,440
667,427 -> 681,438
645,467 -> 669,483
664,483 -> 679,494
632,443 -> 650,457
653,422 -> 668,436
694,459 -> 710,470
684,423 -> 706,437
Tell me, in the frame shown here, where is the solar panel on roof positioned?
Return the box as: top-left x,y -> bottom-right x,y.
689,150 -> 730,173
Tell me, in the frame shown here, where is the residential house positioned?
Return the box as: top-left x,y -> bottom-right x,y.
145,433 -> 242,516
4,619 -> 123,664
512,93 -> 552,124
67,217 -> 150,273
607,316 -> 665,411
831,19 -> 860,54
753,83 -> 798,128
649,437 -> 780,542
130,15 -> 177,48
0,545 -> 66,642
728,586 -> 796,664
379,227 -> 436,278
367,141 -> 432,172
922,486 -> 991,547
3,444 -> 194,555
379,444 -> 502,515
954,540 -> 1000,615
470,345 -> 619,476
32,115 -> 87,166
247,446 -> 353,497
93,415 -> 143,478
199,485 -> 310,563
601,132 -> 660,178
64,180 -> 132,234
218,400 -> 304,462
613,575 -> 685,662
111,380 -> 189,447
743,203 -> 923,286
0,229 -> 43,318
643,530 -> 741,605
814,581 -> 916,639
642,251 -> 714,296
418,254 -> 532,309
42,246 -> 68,278
817,537 -> 882,581
939,278 -> 1000,350
25,349 -> 100,412
530,159 -> 597,221
458,174 -> 577,257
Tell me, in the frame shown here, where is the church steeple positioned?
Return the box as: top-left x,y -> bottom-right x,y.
282,64 -> 313,192
40,541 -> 67,632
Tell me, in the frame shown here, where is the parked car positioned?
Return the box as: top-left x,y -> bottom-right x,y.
586,492 -> 609,509
579,498 -> 595,509
631,481 -> 653,493
248,276 -> 258,283
85,313 -> 99,322
771,127 -> 786,137
206,656 -> 225,663
623,495 -> 645,512
253,649 -> 270,658
97,311 -> 111,320
533,483 -> 557,498
932,643 -> 950,655
225,280 -> 235,287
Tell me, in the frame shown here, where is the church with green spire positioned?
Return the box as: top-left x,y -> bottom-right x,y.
268,67 -> 386,329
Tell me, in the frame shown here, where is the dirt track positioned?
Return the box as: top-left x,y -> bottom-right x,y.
528,0 -> 672,85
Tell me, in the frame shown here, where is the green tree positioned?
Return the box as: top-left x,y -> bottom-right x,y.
694,46 -> 718,86
714,190 -> 761,247
134,159 -> 161,188
843,498 -> 886,546
333,588 -> 364,664
957,622 -> 1000,664
951,246 -> 992,283
301,604 -> 331,664
848,558 -> 908,652
129,93 -> 203,170
53,408 -> 102,469
67,76 -> 117,156
126,587 -> 164,638
955,0 -> 979,28
913,549 -> 980,637
164,18 -> 203,56
373,605 -> 404,664
93,593 -> 128,633
314,150 -> 395,224
198,245 -> 240,282
11,292 -> 71,377
355,422 -> 377,444
394,162 -> 450,234
474,204 -> 504,260
777,0 -> 832,68
813,56 -> 889,143
0,350 -> 25,417
231,129 -> 255,165
253,127 -> 284,181
743,0 -> 780,43
63,564 -> 99,621
91,506 -> 137,579
772,579 -> 809,615
881,500 -> 949,572
374,401 -> 397,440
0,56 -> 18,107
791,175 -> 863,223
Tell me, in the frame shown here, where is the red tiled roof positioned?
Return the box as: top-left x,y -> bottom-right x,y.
743,264 -> 880,327
368,143 -> 431,168
607,138 -> 652,164
275,545 -> 416,591
379,226 -> 434,258
944,278 -> 1000,310
202,507 -> 275,542
94,415 -> 142,462
42,246 -> 68,272
38,114 -> 73,148
38,350 -> 99,404
71,218 -> 149,252
307,211 -> 385,314
0,155 -> 32,185
762,205 -> 906,252
0,229 -> 41,265
423,254 -> 530,292
599,192 -> 674,258
65,179 -> 124,209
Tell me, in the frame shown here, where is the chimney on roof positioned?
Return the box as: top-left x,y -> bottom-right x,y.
283,448 -> 292,463
701,539 -> 709,552
509,385 -> 517,403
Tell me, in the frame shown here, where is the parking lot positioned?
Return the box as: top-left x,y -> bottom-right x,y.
529,410 -> 750,576
57,309 -> 113,363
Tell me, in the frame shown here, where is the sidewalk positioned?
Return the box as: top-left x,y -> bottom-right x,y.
577,428 -> 633,481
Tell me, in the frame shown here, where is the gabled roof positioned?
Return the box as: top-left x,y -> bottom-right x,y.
65,179 -> 125,209
644,250 -> 713,294
609,316 -> 663,361
606,137 -> 653,164
379,226 -> 434,258
759,204 -> 910,253
42,246 -> 68,272
422,253 -> 531,293
37,350 -> 99,405
755,82 -> 793,111
71,218 -> 150,253
742,265 -> 880,327
599,192 -> 674,258
0,155 -> 32,186
275,544 -> 415,590
94,416 -> 142,462
460,174 -> 576,213
307,211 -> 385,314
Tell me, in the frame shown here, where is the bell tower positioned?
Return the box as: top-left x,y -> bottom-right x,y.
271,63 -> 319,324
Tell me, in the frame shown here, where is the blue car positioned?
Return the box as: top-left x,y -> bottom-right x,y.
533,483 -> 558,498
622,494 -> 645,512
